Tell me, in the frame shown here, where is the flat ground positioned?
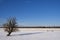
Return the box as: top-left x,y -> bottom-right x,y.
0,28 -> 60,40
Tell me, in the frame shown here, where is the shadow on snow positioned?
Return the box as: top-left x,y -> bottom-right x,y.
10,32 -> 43,36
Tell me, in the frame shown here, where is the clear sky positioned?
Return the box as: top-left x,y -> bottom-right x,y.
0,0 -> 60,26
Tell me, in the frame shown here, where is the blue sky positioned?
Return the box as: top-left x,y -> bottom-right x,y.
0,0 -> 60,26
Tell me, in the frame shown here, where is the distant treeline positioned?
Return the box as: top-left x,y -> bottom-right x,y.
0,26 -> 60,28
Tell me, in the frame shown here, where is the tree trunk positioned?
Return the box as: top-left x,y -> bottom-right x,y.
7,27 -> 13,36
7,32 -> 11,36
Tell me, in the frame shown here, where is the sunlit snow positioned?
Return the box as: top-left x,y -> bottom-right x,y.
0,28 -> 60,40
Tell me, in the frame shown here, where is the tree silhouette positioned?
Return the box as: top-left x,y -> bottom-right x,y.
3,17 -> 18,36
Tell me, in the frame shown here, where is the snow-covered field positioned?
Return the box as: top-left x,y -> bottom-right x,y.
0,28 -> 60,40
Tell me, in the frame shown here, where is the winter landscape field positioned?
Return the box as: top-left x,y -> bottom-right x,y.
0,28 -> 60,40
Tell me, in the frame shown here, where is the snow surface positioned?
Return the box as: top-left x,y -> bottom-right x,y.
0,28 -> 60,40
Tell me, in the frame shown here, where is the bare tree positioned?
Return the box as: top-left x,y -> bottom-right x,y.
3,17 -> 18,36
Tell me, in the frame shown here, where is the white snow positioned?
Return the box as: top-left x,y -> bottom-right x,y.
0,28 -> 60,40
